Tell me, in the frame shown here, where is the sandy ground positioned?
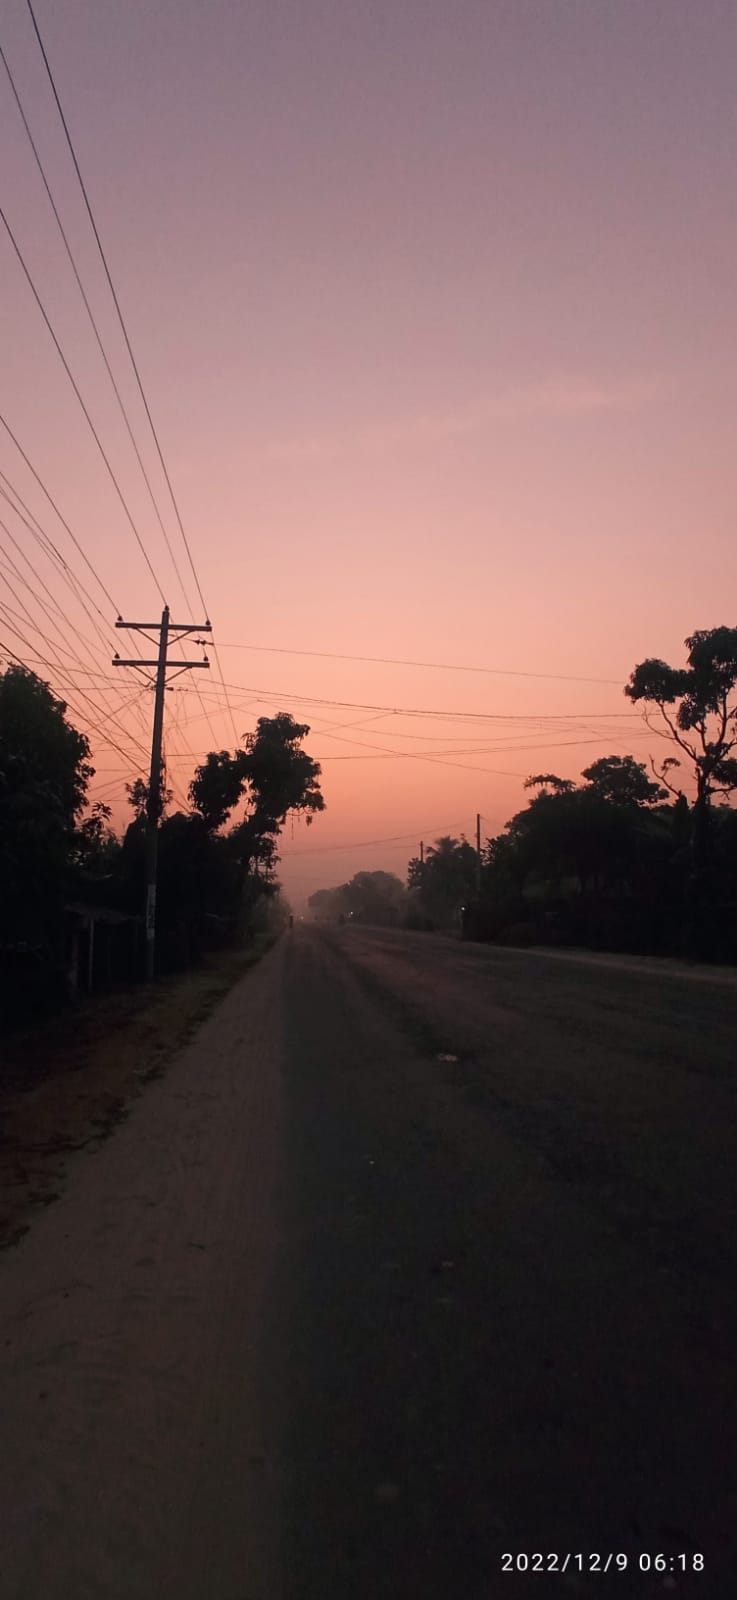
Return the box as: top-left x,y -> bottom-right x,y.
2,926 -> 736,1599
0,943 -> 270,1251
1,947 -> 284,1600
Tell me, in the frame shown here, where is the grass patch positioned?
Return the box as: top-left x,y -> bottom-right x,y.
0,933 -> 277,1250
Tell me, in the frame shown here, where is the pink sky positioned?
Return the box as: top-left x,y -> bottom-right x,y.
2,0 -> 736,909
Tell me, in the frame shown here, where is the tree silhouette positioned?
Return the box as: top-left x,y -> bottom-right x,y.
625,627 -> 737,871
0,665 -> 93,945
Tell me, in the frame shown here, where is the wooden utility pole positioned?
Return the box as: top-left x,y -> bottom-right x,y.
475,812 -> 482,895
113,606 -> 211,978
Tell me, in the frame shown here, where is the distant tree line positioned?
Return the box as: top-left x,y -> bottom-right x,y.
0,666 -> 323,1029
311,629 -> 737,963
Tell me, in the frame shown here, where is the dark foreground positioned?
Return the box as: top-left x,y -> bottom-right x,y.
2,926 -> 735,1598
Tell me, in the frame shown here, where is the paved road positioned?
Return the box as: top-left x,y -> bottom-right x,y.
2,926 -> 736,1598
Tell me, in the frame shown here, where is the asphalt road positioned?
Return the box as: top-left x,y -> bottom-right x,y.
276,927 -> 737,1600
2,925 -> 736,1599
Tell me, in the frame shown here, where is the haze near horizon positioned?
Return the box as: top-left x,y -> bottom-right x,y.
2,0 -> 736,906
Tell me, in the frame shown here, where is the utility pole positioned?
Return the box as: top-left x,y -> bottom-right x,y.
420,841 -> 424,868
475,812 -> 482,895
113,606 -> 211,979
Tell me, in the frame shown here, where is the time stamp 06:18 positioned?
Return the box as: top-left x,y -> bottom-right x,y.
501,1553 -> 705,1575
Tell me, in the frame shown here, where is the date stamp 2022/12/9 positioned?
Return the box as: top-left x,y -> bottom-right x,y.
501,1552 -> 705,1576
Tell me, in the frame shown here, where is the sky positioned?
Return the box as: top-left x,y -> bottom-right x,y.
1,0 -> 736,910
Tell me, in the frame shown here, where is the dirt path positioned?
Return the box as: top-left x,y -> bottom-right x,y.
2,926 -> 735,1599
1,944 -> 285,1600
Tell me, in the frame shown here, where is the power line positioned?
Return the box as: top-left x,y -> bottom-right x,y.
283,722 -> 587,778
0,515 -> 107,660
0,200 -> 167,601
0,568 -> 151,760
22,0 -> 239,745
0,622 -> 149,769
310,735 -> 641,763
2,36 -> 222,752
0,36 -> 196,614
0,470 -> 115,656
24,0 -> 202,611
0,415 -> 158,697
281,823 -> 470,857
183,681 -> 640,725
212,641 -> 626,687
0,410 -> 117,618
0,477 -> 157,735
0,537 -> 106,679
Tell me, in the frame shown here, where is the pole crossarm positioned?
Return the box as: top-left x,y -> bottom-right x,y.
116,619 -> 211,632
113,658 -> 209,668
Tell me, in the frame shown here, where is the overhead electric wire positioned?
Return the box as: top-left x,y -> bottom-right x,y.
285,722 -> 530,778
83,684 -> 151,740
0,616 -> 149,768
181,681 -> 640,726
0,22 -> 225,770
0,501 -> 154,738
0,514 -> 109,659
312,735 -> 640,763
0,545 -> 102,675
0,472 -> 113,656
0,416 -> 155,691
24,0 -> 201,610
23,0 -> 239,744
0,410 -> 116,619
0,559 -> 151,758
281,823 -> 470,857
212,641 -> 626,687
0,201 -> 167,601
0,36 -> 196,614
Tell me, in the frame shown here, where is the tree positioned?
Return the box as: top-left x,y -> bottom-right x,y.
518,758 -> 672,896
525,773 -> 575,795
342,870 -> 407,925
125,773 -> 172,823
406,854 -> 424,891
0,665 -> 93,944
580,755 -> 667,808
411,835 -> 478,927
188,749 -> 248,834
190,714 -> 324,841
155,812 -> 213,967
308,885 -> 349,922
625,628 -> 737,868
71,801 -> 120,876
189,713 -> 325,927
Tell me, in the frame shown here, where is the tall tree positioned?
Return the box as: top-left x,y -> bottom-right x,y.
187,749 -> 248,834
0,665 -> 93,943
411,835 -> 478,927
580,755 -> 667,808
190,712 -> 324,909
625,627 -> 737,868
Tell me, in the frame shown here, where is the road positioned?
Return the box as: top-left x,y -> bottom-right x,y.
1,925 -> 736,1598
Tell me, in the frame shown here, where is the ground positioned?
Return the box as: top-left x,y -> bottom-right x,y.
0,940 -> 270,1250
1,926 -> 735,1598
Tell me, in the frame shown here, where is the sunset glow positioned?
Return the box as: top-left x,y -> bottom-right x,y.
2,0 -> 735,908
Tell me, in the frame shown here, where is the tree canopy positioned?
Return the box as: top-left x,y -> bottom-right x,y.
625,627 -> 737,825
190,713 -> 324,841
0,666 -> 93,943
309,870 -> 407,926
407,835 -> 478,928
